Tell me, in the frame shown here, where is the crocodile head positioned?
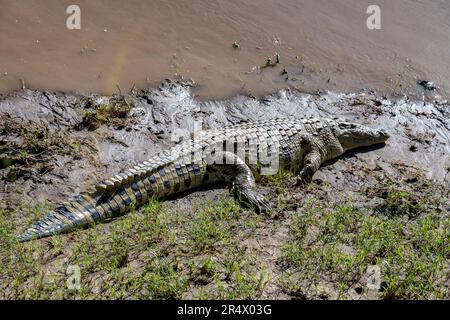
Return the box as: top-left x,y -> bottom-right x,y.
332,121 -> 390,151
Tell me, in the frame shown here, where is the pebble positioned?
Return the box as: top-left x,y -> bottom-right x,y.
418,80 -> 438,91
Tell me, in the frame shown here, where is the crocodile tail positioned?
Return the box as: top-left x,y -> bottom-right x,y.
18,208 -> 79,242
17,174 -> 160,242
18,193 -> 105,242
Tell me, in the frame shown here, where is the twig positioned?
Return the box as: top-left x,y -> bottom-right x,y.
129,83 -> 136,94
116,84 -> 122,96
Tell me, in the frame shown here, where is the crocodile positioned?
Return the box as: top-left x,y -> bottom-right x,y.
18,117 -> 389,242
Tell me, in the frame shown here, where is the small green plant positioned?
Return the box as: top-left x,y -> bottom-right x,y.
147,258 -> 188,299
375,189 -> 423,218
190,256 -> 217,284
77,96 -> 134,130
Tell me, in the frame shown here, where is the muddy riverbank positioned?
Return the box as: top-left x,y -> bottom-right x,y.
1,81 -> 448,203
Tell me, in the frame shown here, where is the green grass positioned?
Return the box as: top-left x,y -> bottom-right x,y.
188,199 -> 240,253
281,192 -> 450,299
0,195 -> 271,299
1,172 -> 448,300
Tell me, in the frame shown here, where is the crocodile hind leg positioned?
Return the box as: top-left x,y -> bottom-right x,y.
207,152 -> 274,213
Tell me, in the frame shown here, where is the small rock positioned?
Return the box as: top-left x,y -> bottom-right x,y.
129,107 -> 146,118
355,285 -> 363,294
418,80 -> 438,91
409,144 -> 418,152
312,178 -> 323,185
149,127 -> 164,137
405,176 -> 418,183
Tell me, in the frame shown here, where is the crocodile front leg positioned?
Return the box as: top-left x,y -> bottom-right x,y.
296,131 -> 344,184
297,150 -> 322,184
207,152 -> 274,213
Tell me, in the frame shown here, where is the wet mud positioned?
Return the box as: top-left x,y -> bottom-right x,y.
1,81 -> 448,208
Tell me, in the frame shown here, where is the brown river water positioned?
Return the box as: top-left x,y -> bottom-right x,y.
0,0 -> 449,99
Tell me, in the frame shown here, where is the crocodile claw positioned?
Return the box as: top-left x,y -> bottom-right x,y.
234,188 -> 275,214
253,195 -> 275,214
296,169 -> 314,186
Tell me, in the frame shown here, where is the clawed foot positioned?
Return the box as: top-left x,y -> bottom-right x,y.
233,187 -> 275,214
251,194 -> 275,214
294,169 -> 313,186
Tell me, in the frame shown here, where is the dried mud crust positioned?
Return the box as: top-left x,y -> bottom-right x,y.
0,81 -> 449,299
